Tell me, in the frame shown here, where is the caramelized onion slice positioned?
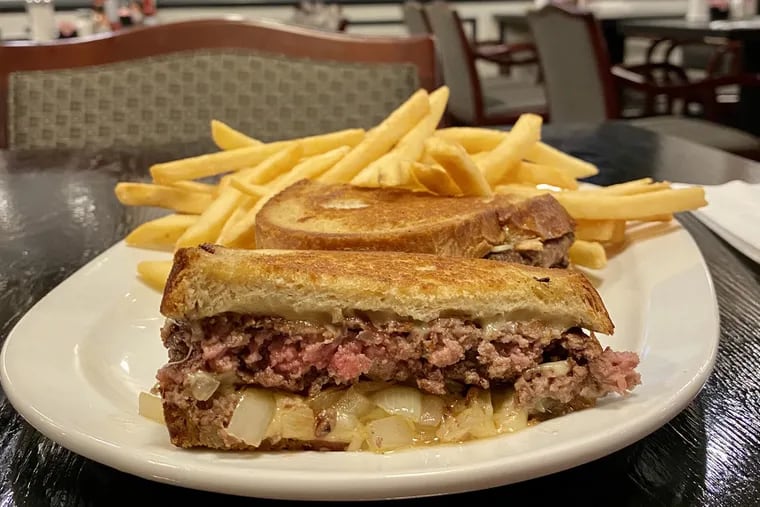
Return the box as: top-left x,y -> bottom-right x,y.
492,389 -> 528,433
529,360 -> 572,377
138,391 -> 165,424
419,395 -> 445,427
188,371 -> 221,401
372,386 -> 422,422
226,388 -> 276,447
366,415 -> 415,452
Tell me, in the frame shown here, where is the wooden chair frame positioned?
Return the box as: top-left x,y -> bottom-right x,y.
426,2 -> 545,126
529,5 -> 760,122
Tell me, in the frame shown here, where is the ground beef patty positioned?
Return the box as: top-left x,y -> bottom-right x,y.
158,313 -> 640,409
486,233 -> 574,268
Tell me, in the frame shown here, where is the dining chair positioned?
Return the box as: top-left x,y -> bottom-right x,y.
0,19 -> 436,150
402,1 -> 431,36
644,38 -> 743,121
526,5 -> 760,158
403,0 -> 539,72
423,1 -> 547,127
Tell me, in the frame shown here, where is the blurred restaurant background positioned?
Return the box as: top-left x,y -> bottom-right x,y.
1,0 -> 759,156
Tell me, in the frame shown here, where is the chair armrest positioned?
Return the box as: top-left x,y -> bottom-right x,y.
621,62 -> 690,84
474,42 -> 538,65
476,41 -> 537,53
613,65 -> 760,95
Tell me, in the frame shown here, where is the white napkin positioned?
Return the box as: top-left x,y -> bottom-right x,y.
675,180 -> 760,264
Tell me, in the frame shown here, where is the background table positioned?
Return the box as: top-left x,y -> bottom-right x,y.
494,12 -> 682,64
1,122 -> 759,506
618,18 -> 760,136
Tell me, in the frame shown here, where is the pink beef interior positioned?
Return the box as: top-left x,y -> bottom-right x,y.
158,313 -> 640,415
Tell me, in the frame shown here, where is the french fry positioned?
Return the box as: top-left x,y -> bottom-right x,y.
574,219 -> 623,243
408,162 -> 462,196
246,129 -> 363,157
287,129 -> 364,157
136,260 -> 173,291
554,187 -> 707,220
125,214 -> 199,250
395,86 -> 450,160
175,146 -> 303,248
569,240 -> 607,269
279,146 -> 351,187
593,179 -> 671,196
526,142 -> 598,178
174,188 -> 245,248
218,174 -> 233,192
169,180 -> 218,195
115,88 -> 712,273
242,144 -> 304,185
435,127 -> 504,153
114,182 -> 213,214
219,147 -> 350,247
211,120 -> 262,150
217,200 -> 253,244
319,89 -> 430,183
638,214 -> 674,222
496,185 -> 706,221
494,183 -> 550,198
151,129 -> 360,184
609,220 -> 627,244
377,162 -> 420,189
436,127 -> 599,178
222,196 -> 272,248
351,86 -> 450,186
212,119 -> 363,155
425,137 -> 492,197
478,114 -> 543,185
510,161 -> 579,190
591,177 -> 651,193
351,166 -> 380,186
229,178 -> 269,198
150,144 -> 288,184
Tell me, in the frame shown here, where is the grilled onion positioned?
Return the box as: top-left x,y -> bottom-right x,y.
187,371 -> 220,401
372,386 -> 422,422
226,388 -> 276,446
138,391 -> 164,424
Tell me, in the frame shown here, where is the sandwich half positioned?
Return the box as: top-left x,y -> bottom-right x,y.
254,179 -> 575,268
156,245 -> 640,452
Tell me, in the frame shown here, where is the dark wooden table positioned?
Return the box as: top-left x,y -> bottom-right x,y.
618,17 -> 760,135
494,12 -> 682,64
1,122 -> 760,506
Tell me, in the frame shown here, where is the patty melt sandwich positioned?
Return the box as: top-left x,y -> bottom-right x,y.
156,246 -> 640,452
254,179 -> 576,268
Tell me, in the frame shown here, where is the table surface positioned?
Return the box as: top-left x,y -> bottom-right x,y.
494,11 -> 684,23
1,122 -> 759,506
618,16 -> 760,40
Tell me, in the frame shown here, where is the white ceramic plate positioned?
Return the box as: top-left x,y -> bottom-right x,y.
1,224 -> 719,500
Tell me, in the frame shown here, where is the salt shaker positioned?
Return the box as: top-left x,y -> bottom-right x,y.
730,0 -> 758,18
687,0 -> 710,22
25,0 -> 57,41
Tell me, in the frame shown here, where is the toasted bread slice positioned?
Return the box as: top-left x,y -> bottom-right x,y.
161,245 -> 613,334
254,179 -> 574,258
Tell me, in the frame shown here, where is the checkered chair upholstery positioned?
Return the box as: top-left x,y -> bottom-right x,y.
8,49 -> 420,150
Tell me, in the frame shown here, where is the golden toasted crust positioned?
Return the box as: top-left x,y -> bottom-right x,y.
161,246 -> 613,334
254,179 -> 574,257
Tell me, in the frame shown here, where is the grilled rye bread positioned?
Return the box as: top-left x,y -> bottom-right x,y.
254,179 -> 575,268
157,246 -> 639,451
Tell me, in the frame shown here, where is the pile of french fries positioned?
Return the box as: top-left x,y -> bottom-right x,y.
115,86 -> 707,290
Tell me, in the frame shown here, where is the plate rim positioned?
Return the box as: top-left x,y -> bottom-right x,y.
0,227 -> 720,500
